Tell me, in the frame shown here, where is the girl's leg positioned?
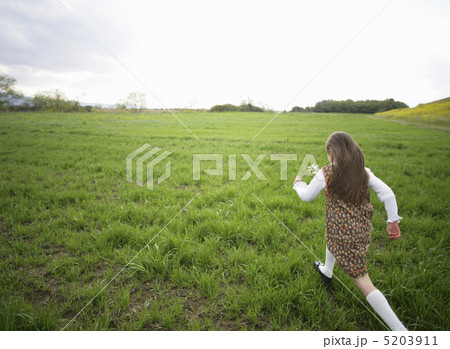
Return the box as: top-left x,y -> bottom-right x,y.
353,273 -> 376,297
354,274 -> 407,331
319,246 -> 336,278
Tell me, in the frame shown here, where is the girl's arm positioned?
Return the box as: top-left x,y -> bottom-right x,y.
366,168 -> 402,223
292,170 -> 326,202
366,168 -> 402,240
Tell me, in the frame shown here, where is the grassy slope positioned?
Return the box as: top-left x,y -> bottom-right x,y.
0,111 -> 449,330
374,97 -> 450,128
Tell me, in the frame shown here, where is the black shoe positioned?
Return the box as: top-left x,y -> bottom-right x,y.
313,261 -> 332,284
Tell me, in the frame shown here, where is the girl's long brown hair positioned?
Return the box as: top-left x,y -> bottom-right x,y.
325,132 -> 369,205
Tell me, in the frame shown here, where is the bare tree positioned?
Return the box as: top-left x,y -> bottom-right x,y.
119,92 -> 146,112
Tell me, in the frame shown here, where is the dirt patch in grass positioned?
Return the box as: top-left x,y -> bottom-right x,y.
21,265 -> 62,306
42,243 -> 67,258
0,220 -> 13,239
120,277 -> 243,330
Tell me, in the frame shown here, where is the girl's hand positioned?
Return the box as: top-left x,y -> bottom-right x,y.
293,176 -> 303,185
386,221 -> 401,241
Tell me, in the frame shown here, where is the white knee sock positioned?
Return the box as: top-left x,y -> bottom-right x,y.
319,247 -> 335,278
366,289 -> 407,331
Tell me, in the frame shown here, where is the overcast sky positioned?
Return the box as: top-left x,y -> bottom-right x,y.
0,0 -> 449,110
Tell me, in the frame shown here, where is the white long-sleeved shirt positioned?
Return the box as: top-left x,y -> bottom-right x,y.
293,167 -> 402,223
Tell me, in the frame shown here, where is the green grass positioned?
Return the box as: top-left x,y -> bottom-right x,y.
0,111 -> 449,330
374,97 -> 450,128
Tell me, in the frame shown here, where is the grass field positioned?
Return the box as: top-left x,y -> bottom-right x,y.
0,111 -> 449,331
374,97 -> 450,128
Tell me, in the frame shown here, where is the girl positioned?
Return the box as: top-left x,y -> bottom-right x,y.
293,131 -> 407,331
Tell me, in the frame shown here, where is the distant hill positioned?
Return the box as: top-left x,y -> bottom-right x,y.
79,101 -> 117,109
423,97 -> 450,105
374,97 -> 450,128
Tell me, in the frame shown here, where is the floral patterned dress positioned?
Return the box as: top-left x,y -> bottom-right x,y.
322,164 -> 374,278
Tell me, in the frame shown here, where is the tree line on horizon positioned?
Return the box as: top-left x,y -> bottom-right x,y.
0,74 -> 91,112
2,73 -> 408,114
0,74 -> 150,113
290,99 -> 408,114
209,102 -> 268,113
209,99 -> 408,114
209,99 -> 409,113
